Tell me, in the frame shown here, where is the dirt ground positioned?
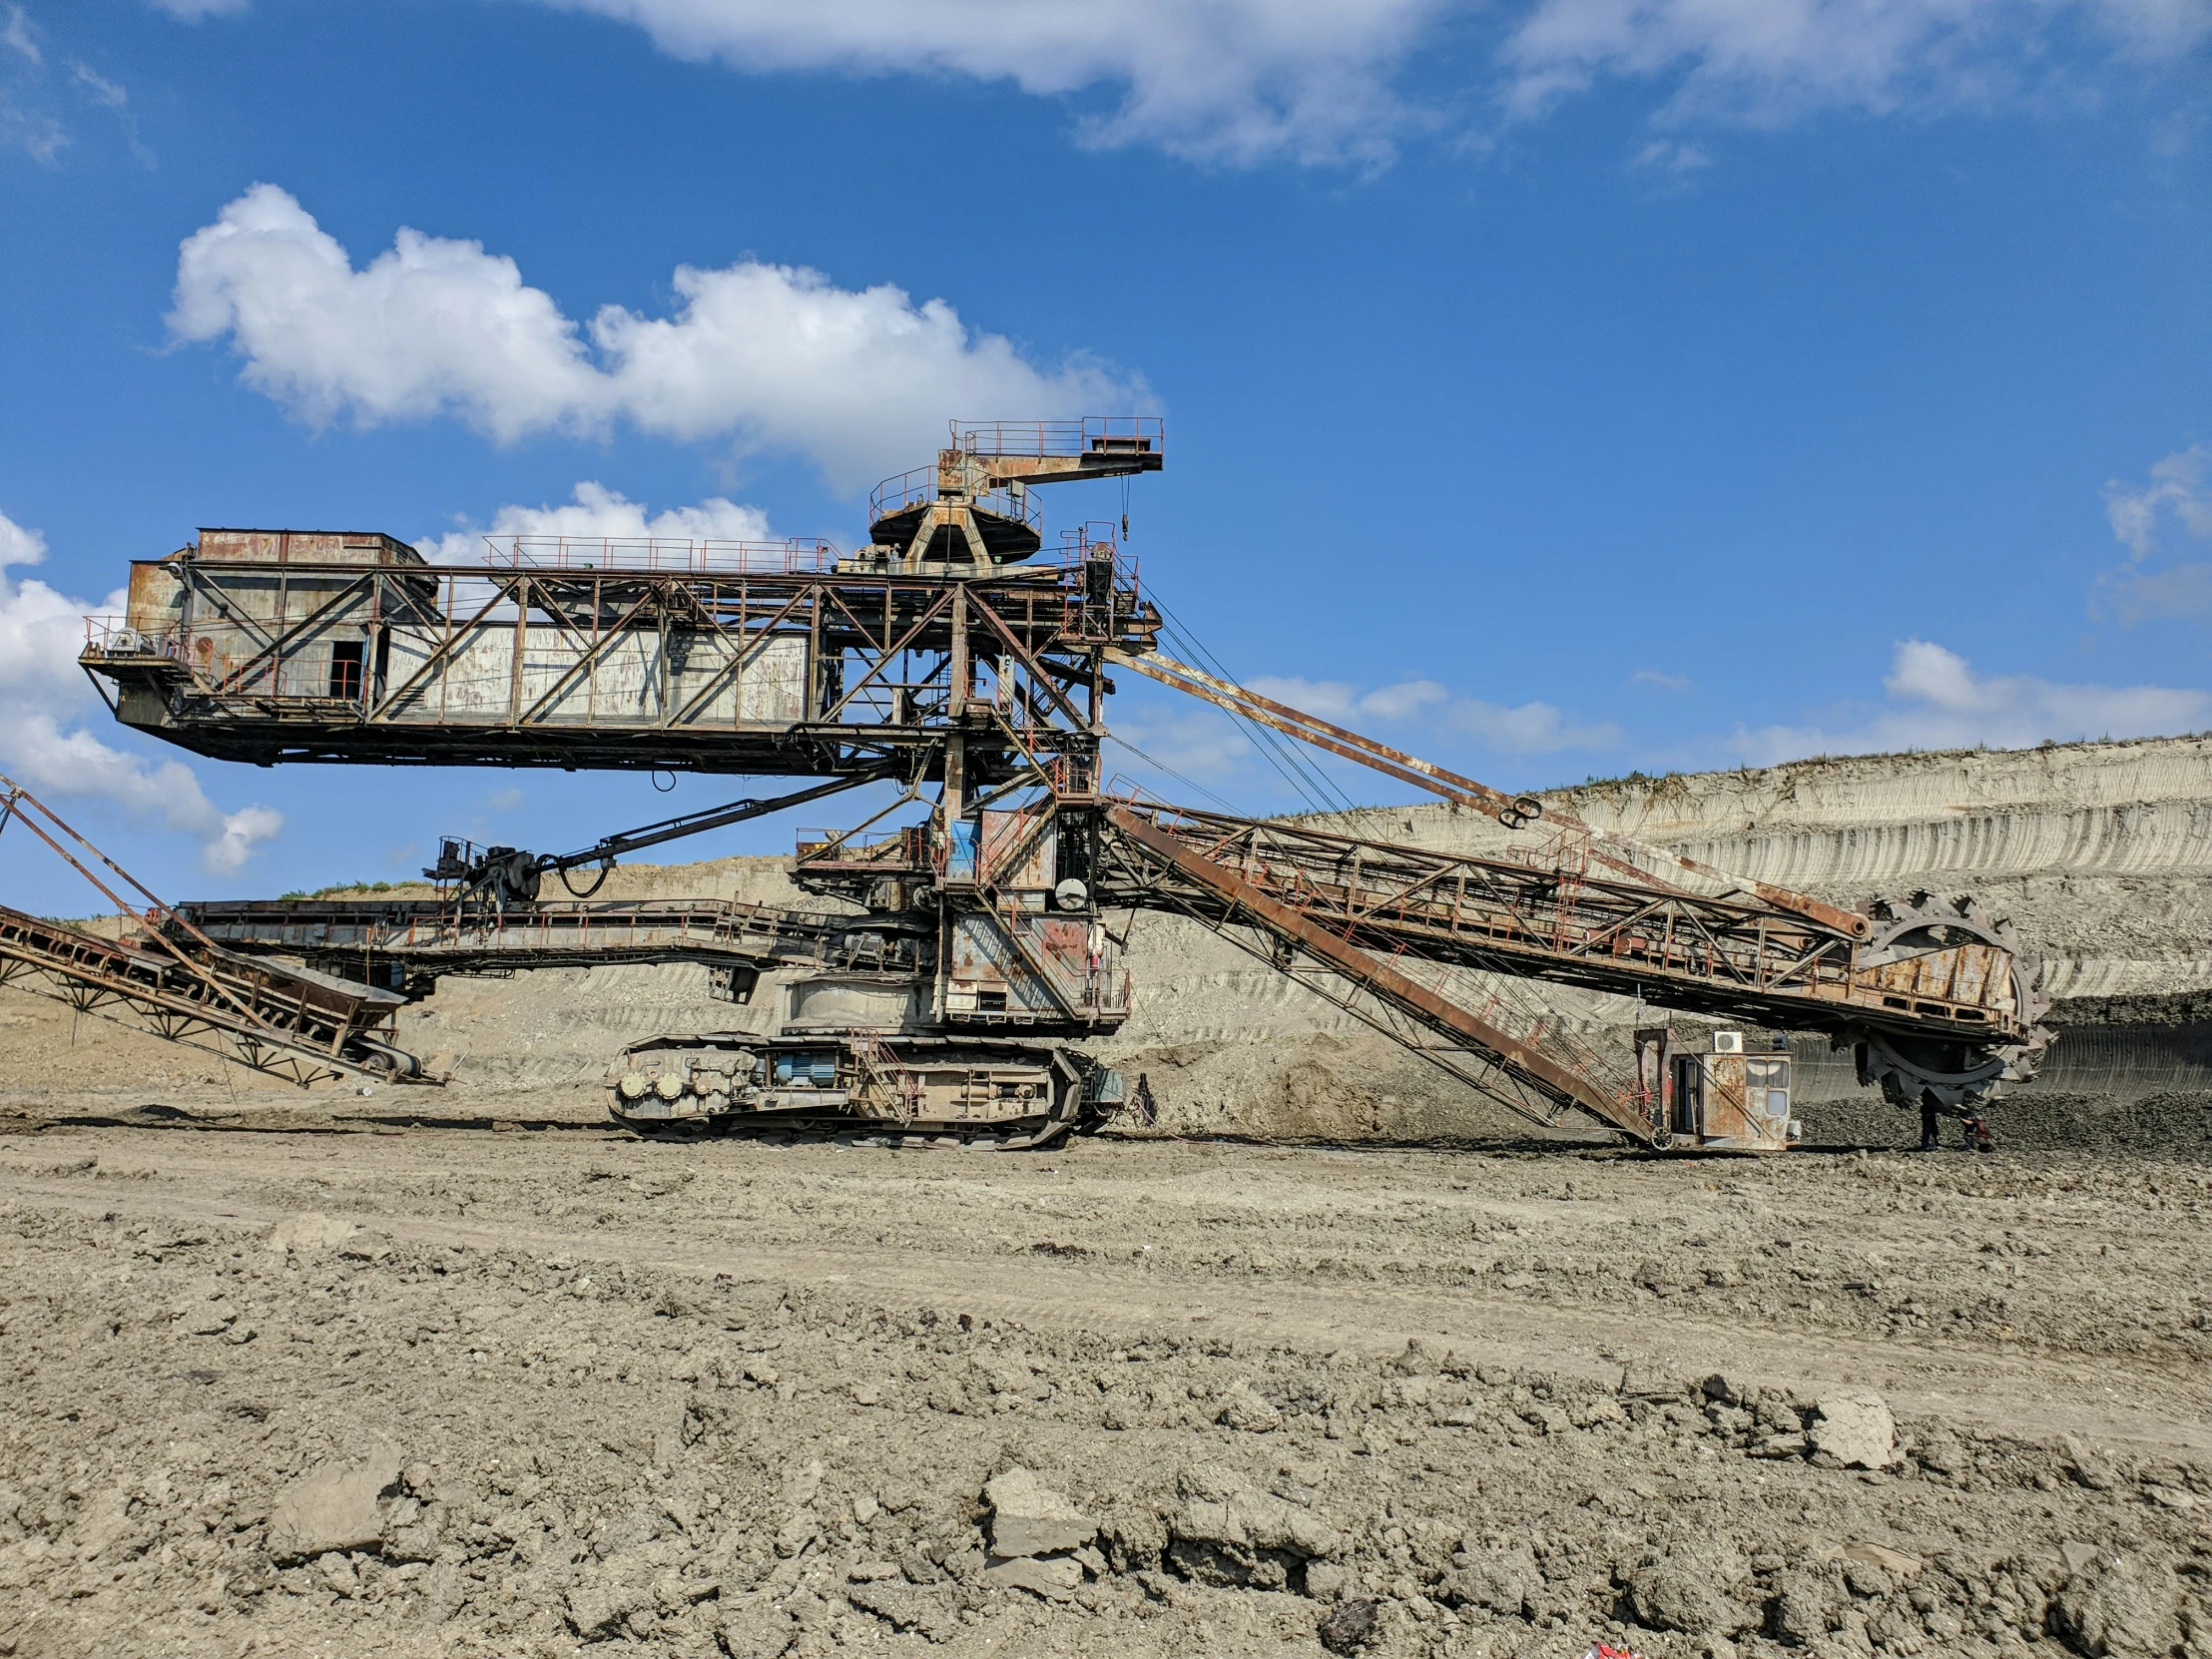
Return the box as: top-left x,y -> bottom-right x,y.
0,1079 -> 2206,1659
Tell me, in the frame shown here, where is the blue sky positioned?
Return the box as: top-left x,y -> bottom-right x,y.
2,0 -> 2209,904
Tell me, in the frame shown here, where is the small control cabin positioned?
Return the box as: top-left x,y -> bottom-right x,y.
1633,1027 -> 1798,1152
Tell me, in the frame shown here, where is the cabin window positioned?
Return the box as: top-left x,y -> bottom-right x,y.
1746,1056 -> 1790,1118
328,641 -> 364,701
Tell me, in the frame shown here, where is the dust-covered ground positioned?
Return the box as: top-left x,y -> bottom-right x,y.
0,1099 -> 2207,1659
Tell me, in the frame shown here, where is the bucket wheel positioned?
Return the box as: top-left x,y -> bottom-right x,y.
1848,891 -> 2050,1116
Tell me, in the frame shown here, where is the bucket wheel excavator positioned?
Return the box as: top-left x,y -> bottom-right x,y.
73,418 -> 2048,1150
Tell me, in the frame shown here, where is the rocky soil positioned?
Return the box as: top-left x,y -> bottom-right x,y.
0,1116 -> 2207,1659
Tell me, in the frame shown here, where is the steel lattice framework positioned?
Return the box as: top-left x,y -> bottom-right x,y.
86,543 -> 1158,784
0,778 -> 421,1086
1093,802 -> 2041,1134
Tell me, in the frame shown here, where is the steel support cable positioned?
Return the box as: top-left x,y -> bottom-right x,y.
1101,734 -> 1242,815
1146,596 -> 1356,816
1097,809 -> 1647,1139
1150,618 -> 1338,813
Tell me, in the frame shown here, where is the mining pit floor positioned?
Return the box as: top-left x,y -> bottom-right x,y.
0,1081 -> 2206,1659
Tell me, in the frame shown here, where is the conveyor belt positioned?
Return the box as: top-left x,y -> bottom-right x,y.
174,895 -> 872,996
0,902 -> 419,1086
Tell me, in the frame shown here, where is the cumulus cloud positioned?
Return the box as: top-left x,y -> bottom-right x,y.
1501,0 -> 2212,127
520,0 -> 1440,166
1248,674 -> 1620,755
141,2 -> 2210,164
2096,442 -> 2212,622
1731,638 -> 2212,763
416,481 -> 776,563
168,184 -> 1141,491
0,508 -> 280,873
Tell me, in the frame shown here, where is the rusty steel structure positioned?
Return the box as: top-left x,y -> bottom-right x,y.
0,777 -> 426,1086
1092,804 -> 2042,1139
82,420 -> 1162,784
65,415 -> 2049,1150
174,893 -> 865,1003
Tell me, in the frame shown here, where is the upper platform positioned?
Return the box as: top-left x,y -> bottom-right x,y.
80,532 -> 1158,779
868,417 -> 1163,567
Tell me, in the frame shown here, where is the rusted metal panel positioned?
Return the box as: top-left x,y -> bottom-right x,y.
1633,1028 -> 1794,1150
1856,942 -> 2011,1015
735,635 -> 809,725
197,529 -> 423,566
124,562 -> 186,635
979,807 -> 1056,890
948,914 -> 1021,995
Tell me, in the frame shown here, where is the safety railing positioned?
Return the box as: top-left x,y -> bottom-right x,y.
795,824 -> 930,872
483,536 -> 837,575
81,615 -> 189,661
866,467 -> 1043,536
954,416 -> 1163,459
1055,531 -> 1142,640
1002,910 -> 1131,1018
867,465 -> 935,521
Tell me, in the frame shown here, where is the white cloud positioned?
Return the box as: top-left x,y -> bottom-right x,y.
1249,674 -> 1620,755
1731,638 -> 2212,763
0,506 -> 43,567
416,481 -> 775,563
1629,668 -> 1693,691
69,63 -> 126,109
3,11 -> 148,167
0,508 -> 281,873
169,184 -> 1141,492
523,0 -> 1441,166
2097,442 -> 2212,621
137,1 -> 2211,166
1501,0 -> 2212,127
2106,441 -> 2212,555
4,7 -> 41,65
1,5 -> 62,165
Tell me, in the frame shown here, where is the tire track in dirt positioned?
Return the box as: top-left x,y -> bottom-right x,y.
6,1155 -> 2204,1459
